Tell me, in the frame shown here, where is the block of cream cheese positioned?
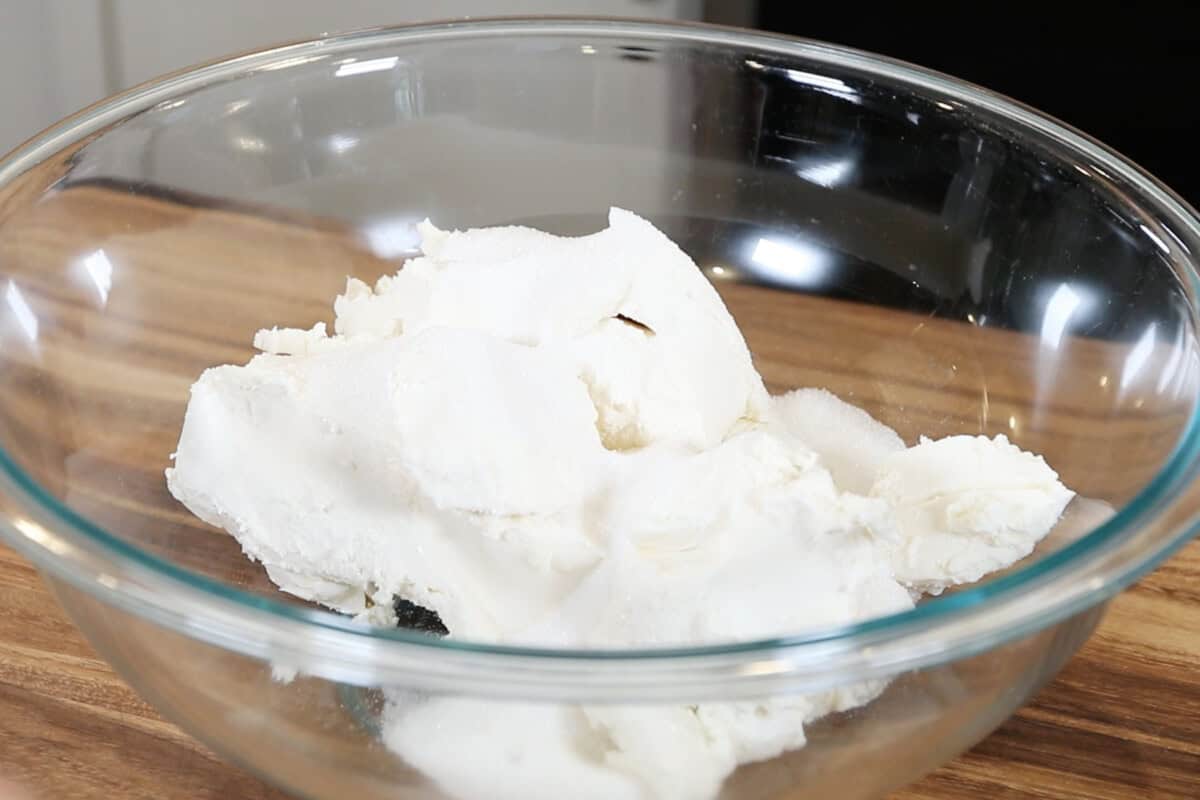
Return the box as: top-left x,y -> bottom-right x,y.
167,208 -> 1075,800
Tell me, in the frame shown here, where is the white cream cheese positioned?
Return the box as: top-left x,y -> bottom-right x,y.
872,434 -> 1076,594
166,208 -> 1075,800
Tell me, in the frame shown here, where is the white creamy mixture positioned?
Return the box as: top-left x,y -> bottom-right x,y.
167,209 -> 1074,800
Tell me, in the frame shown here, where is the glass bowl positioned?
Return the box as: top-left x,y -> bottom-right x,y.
1,18 -> 1199,800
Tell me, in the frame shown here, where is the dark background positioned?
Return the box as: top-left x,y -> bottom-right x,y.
756,8 -> 1199,205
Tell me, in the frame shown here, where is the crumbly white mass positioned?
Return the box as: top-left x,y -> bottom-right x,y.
166,208 -> 1075,800
872,434 -> 1075,594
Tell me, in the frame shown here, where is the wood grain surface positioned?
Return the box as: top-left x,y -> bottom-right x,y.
0,184 -> 1198,798
3,541 -> 1198,800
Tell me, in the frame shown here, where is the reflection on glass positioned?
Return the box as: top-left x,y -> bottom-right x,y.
782,69 -> 852,93
798,157 -> 855,188
1138,223 -> 1170,255
335,56 -> 400,77
1120,323 -> 1157,391
749,237 -> 830,288
5,281 -> 38,342
1163,225 -> 1191,254
328,134 -> 359,154
745,59 -> 859,102
233,135 -> 268,153
360,216 -> 423,258
1156,324 -> 1186,395
783,68 -> 859,103
77,249 -> 114,307
256,55 -> 326,72
12,518 -> 66,556
1040,283 -> 1089,350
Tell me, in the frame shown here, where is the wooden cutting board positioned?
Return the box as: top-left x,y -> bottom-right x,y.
2,540 -> 1199,799
0,184 -> 1198,798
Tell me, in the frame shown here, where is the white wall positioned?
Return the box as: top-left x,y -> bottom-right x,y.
108,0 -> 701,88
0,0 -> 700,155
0,1 -> 107,154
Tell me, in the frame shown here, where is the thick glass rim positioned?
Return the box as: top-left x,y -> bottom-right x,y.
2,18 -> 1199,697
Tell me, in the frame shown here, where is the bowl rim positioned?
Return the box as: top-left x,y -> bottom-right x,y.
2,17 -> 1199,699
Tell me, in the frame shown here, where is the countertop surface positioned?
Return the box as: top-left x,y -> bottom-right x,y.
3,540 -> 1199,799
0,183 -> 1199,798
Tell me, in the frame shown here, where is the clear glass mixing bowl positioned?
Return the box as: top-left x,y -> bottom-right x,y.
1,19 -> 1199,800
